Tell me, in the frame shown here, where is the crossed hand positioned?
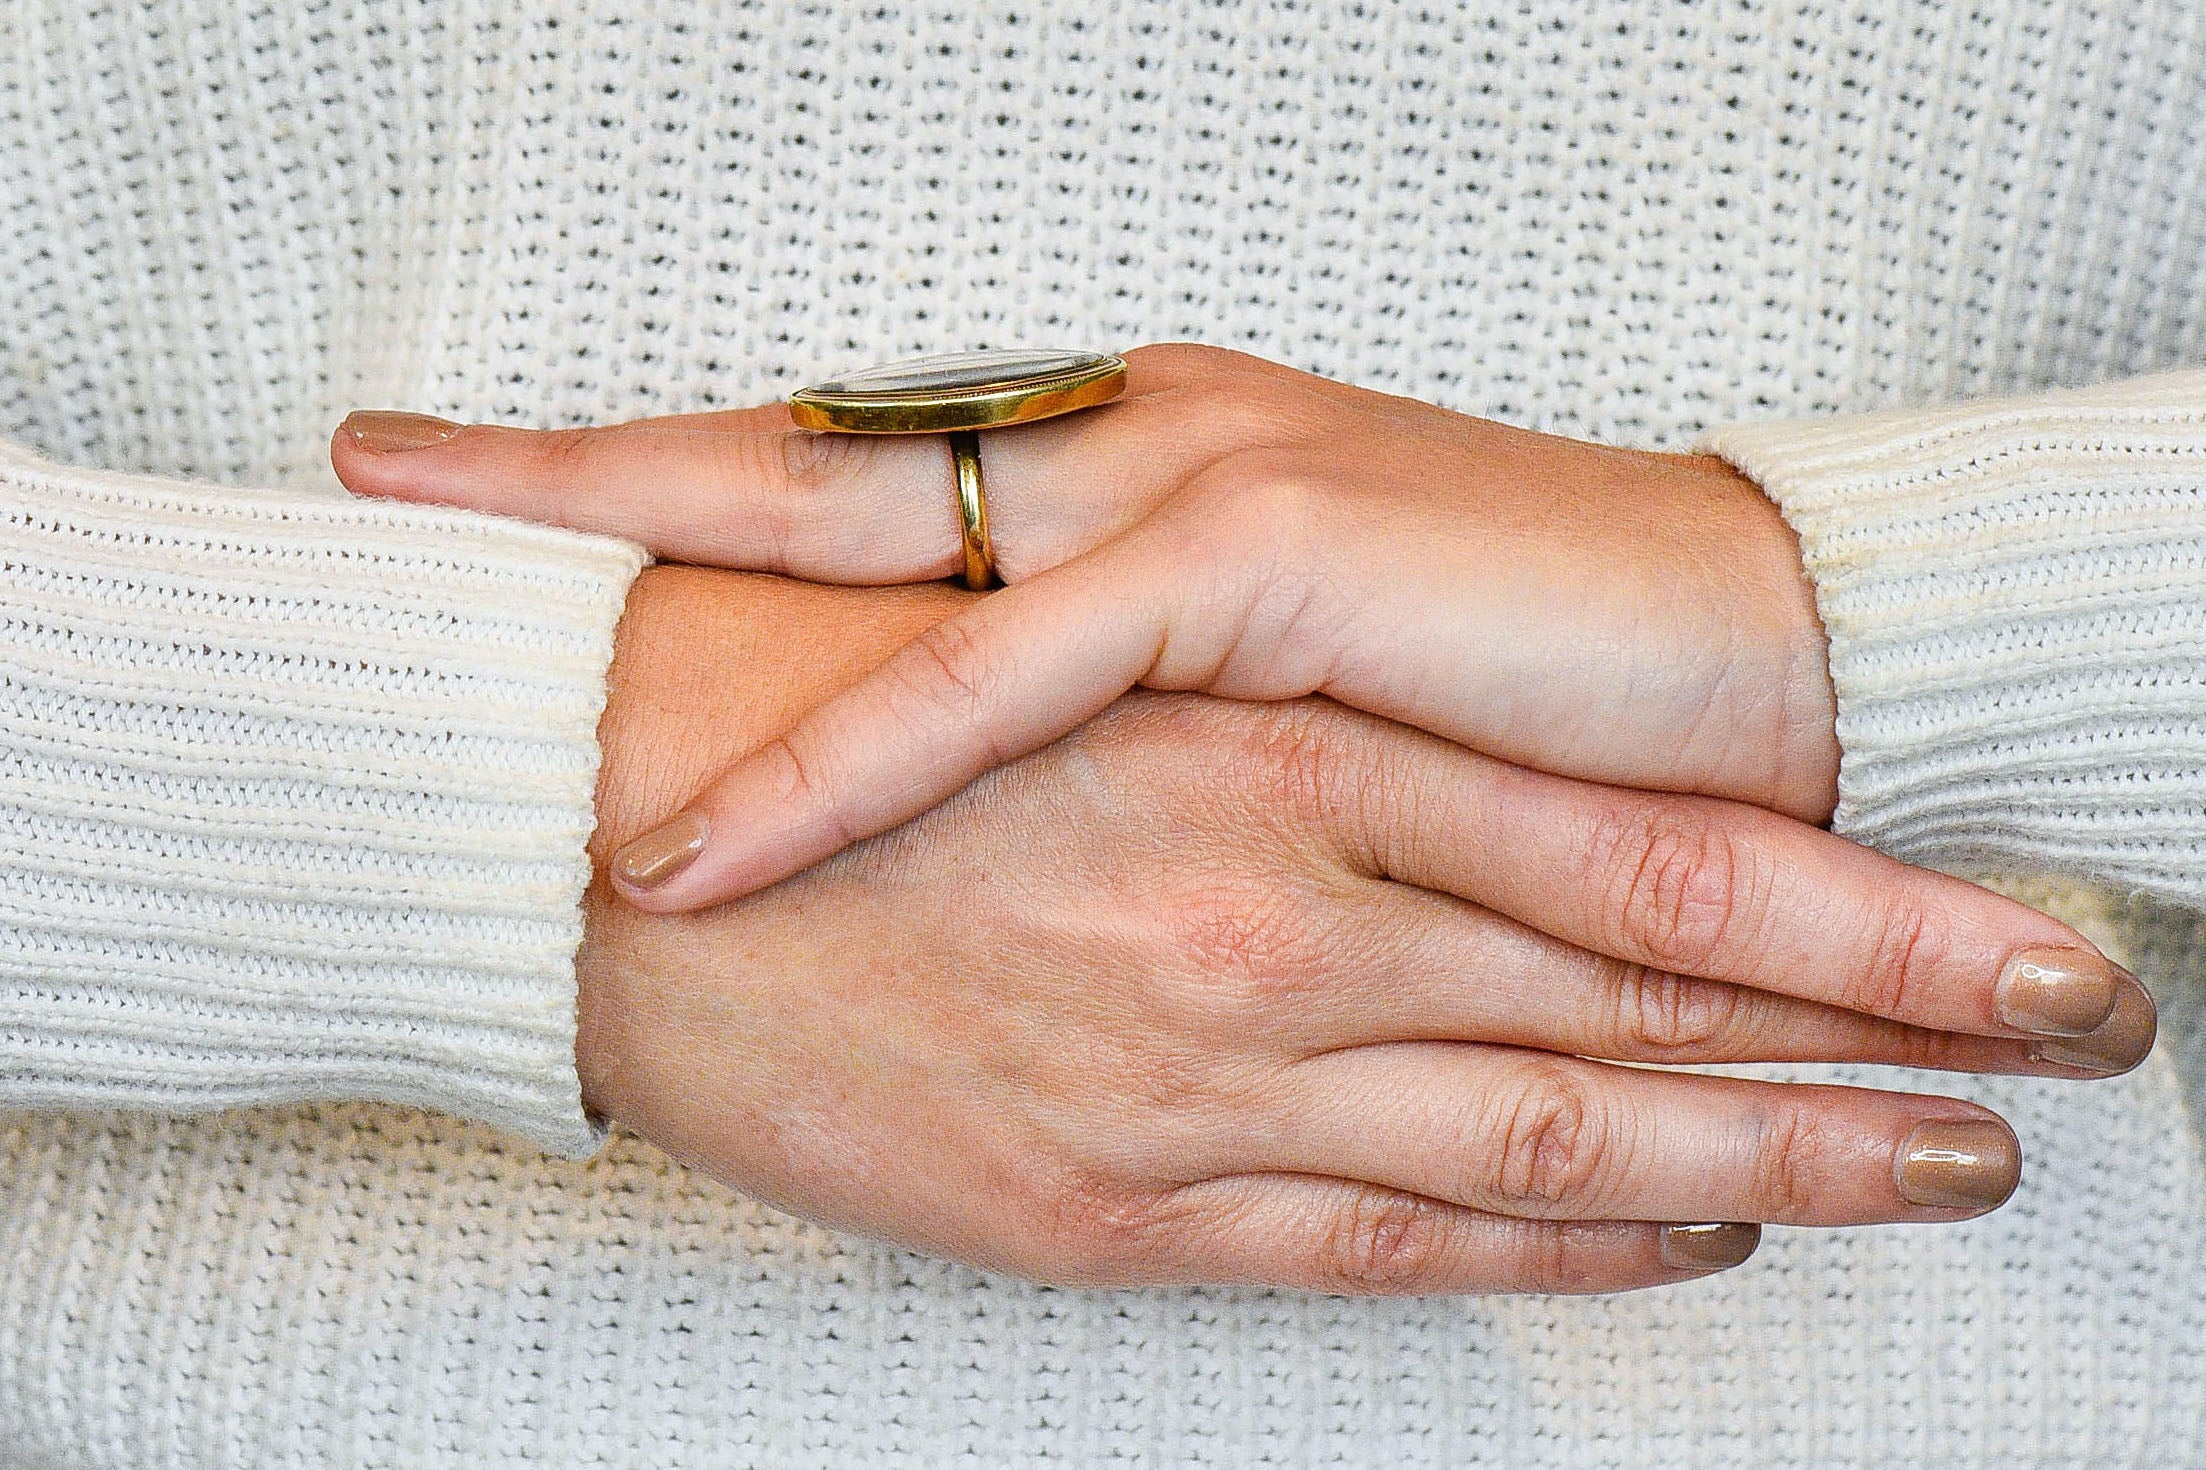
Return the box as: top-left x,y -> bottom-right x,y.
333,344 -> 2152,1294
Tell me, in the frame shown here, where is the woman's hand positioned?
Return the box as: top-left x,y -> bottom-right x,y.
334,343 -> 1839,913
575,567 -> 2151,1295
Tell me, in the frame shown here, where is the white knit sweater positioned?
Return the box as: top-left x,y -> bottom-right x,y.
3,3 -> 2205,1466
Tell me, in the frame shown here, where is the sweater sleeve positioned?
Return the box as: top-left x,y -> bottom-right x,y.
1697,368 -> 2206,909
0,438 -> 646,1158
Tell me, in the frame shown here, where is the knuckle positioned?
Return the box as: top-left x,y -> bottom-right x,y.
1161,875 -> 1332,1007
1319,1185 -> 1455,1294
1510,1219 -> 1586,1293
1135,340 -> 1258,369
1013,1170 -> 1177,1287
1127,344 -> 1304,413
1125,340 -> 1250,381
1503,1220 -> 1644,1296
1609,962 -> 1747,1054
534,425 -> 601,475
1234,702 -> 1391,852
1245,703 -> 1351,827
1887,1024 -> 1988,1073
1597,804 -> 1759,974
892,619 -> 998,732
758,732 -> 858,847
776,426 -> 878,490
758,731 -> 825,806
1170,459 -> 1341,672
1487,1063 -> 1613,1210
1843,903 -> 1943,1021
1747,1107 -> 1826,1221
1202,383 -> 1327,451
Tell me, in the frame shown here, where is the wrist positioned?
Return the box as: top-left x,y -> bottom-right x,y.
1695,371 -> 2206,904
577,566 -> 972,1120
1672,450 -> 1841,823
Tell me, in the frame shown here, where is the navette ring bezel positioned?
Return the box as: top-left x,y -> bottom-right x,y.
788,349 -> 1128,433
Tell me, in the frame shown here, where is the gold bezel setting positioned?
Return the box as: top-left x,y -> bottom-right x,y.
788,349 -> 1127,433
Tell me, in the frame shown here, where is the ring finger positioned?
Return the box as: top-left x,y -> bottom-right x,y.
329,347 -> 1321,579
1261,1042 -> 2021,1226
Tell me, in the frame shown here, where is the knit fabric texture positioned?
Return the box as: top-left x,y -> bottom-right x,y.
3,2 -> 2205,1467
0,438 -> 644,1156
1701,368 -> 2206,905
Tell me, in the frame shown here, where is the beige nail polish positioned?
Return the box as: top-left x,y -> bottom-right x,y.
612,812 -> 709,891
1994,946 -> 2126,1036
1894,1118 -> 2021,1211
2031,972 -> 2158,1075
1659,1222 -> 1761,1273
341,409 -> 462,453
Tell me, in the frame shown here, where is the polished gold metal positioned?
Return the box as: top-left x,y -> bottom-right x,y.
790,349 -> 1123,592
950,431 -> 996,590
788,349 -> 1127,434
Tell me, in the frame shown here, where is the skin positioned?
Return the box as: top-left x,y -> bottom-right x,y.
337,343 -> 1843,913
570,565 -> 2148,1295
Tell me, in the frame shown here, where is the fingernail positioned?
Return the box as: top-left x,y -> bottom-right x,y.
2031,971 -> 2158,1075
340,409 -> 462,453
612,812 -> 709,891
1659,1221 -> 1761,1273
1994,945 -> 2126,1036
1894,1118 -> 2020,1211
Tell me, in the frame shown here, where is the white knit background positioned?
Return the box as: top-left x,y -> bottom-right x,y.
3,2 -> 2206,1466
0,438 -> 641,1156
8,2 -> 2205,482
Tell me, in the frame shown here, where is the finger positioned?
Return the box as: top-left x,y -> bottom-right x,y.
333,407 -> 964,579
1266,878 -> 2140,1077
1266,1042 -> 2022,1226
1145,1173 -> 1759,1295
1319,725 -> 2149,1049
328,345 -> 1319,578
602,513 -> 1277,910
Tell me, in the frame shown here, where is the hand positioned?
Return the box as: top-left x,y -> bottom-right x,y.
575,566 -> 2150,1295
334,343 -> 1839,913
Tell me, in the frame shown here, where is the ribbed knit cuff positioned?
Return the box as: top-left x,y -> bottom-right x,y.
1698,368 -> 2206,906
0,440 -> 646,1157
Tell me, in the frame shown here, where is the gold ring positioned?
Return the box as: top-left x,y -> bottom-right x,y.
949,430 -> 995,591
789,349 -> 1127,592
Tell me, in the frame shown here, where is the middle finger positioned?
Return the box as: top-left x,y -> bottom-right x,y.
1251,876 -> 2144,1078
330,362 -> 1315,580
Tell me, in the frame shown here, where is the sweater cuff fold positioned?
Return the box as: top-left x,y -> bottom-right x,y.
1698,369 -> 2206,905
0,441 -> 647,1157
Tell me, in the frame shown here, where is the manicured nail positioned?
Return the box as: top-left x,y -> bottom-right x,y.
612,812 -> 709,891
1894,1118 -> 2020,1211
340,410 -> 462,453
1659,1221 -> 1761,1273
2031,971 -> 2158,1075
1994,946 -> 2125,1036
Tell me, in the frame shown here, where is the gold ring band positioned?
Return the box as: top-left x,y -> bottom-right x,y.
949,429 -> 997,591
786,350 -> 1124,594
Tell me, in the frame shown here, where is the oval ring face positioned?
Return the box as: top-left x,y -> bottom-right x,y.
789,348 -> 1127,433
